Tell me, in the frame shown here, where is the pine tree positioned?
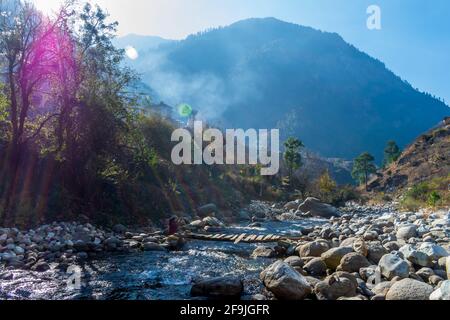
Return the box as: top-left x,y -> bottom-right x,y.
284,137 -> 304,184
352,152 -> 377,191
383,140 -> 401,166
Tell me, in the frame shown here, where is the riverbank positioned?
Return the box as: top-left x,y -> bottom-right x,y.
1,200 -> 449,300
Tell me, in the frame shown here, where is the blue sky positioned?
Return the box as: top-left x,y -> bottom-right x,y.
33,0 -> 450,105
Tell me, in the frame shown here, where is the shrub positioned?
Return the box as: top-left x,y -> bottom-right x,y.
428,191 -> 441,207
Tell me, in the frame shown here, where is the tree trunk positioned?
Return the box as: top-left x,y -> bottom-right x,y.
1,142 -> 22,225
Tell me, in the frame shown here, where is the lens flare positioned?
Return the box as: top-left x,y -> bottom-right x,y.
125,46 -> 139,60
177,103 -> 193,117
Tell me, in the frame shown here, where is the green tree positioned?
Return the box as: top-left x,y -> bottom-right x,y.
352,152 -> 377,191
318,170 -> 337,201
284,137 -> 304,183
383,140 -> 401,166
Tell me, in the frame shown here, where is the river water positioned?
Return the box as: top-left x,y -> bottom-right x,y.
0,218 -> 327,300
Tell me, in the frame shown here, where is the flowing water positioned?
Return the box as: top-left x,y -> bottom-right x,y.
0,218 -> 327,300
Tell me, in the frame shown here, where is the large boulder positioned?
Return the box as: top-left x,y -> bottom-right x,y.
378,253 -> 410,280
430,280 -> 450,300
143,242 -> 166,252
303,258 -> 327,277
418,243 -> 448,261
352,238 -> 368,257
298,198 -> 341,218
367,243 -> 388,264
202,216 -> 224,227
298,240 -> 330,258
314,272 -> 358,300
251,246 -> 276,259
371,281 -> 393,297
31,261 -> 50,272
396,225 -> 417,241
447,257 -> 450,280
260,261 -> 312,300
399,245 -> 432,268
284,256 -> 304,269
321,247 -> 354,270
191,276 -> 243,298
104,236 -> 123,251
337,253 -> 370,273
386,278 -> 433,300
284,200 -> 300,211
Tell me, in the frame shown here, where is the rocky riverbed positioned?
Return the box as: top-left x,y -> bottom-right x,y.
1,200 -> 449,300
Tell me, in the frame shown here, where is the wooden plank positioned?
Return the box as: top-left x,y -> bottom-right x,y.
256,235 -> 265,242
234,233 -> 247,244
212,234 -> 221,239
263,234 -> 274,241
243,235 -> 254,242
224,235 -> 234,240
217,234 -> 227,240
230,235 -> 239,241
247,235 -> 258,242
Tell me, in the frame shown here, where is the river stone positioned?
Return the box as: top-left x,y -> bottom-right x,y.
379,253 -> 410,280
359,265 -> 378,281
415,267 -> 434,282
252,246 -> 276,259
189,220 -> 205,228
352,238 -> 368,257
384,241 -> 400,252
340,237 -> 358,248
314,272 -> 358,300
104,236 -> 122,250
367,243 -> 388,264
202,216 -> 224,227
14,246 -> 25,255
363,231 -> 378,241
337,253 -> 370,273
396,225 -> 417,241
31,261 -> 50,272
284,256 -> 304,268
191,276 -> 243,298
430,280 -> 450,300
284,201 -> 300,211
298,198 -> 341,218
321,247 -> 353,270
371,281 -> 393,296
304,258 -> 327,276
143,242 -> 166,251
418,243 -> 448,261
447,257 -> 450,279
260,261 -> 312,300
386,278 -> 433,300
401,246 -> 432,268
298,240 -> 330,258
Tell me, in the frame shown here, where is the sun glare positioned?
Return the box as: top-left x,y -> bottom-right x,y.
32,0 -> 63,16
125,46 -> 139,60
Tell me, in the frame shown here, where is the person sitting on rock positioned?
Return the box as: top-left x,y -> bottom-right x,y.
168,216 -> 179,235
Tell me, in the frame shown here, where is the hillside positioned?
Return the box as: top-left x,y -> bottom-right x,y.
369,117 -> 450,193
117,18 -> 450,162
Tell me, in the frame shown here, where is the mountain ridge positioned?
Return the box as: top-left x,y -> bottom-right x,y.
117,17 -> 450,162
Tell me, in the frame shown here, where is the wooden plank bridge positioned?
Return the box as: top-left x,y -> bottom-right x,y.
184,232 -> 303,244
